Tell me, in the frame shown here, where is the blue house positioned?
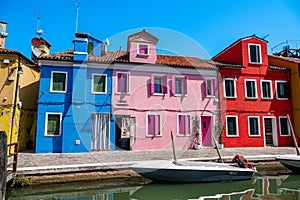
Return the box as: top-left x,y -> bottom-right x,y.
35,33 -> 116,153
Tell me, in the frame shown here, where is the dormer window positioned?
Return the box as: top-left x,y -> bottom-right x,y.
138,43 -> 149,56
248,44 -> 261,64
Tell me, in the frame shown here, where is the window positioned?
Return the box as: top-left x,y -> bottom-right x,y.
206,79 -> 215,97
276,81 -> 290,99
279,117 -> 290,136
146,114 -> 162,136
171,76 -> 187,96
261,80 -> 273,99
51,71 -> 67,93
248,116 -> 260,136
150,74 -> 167,95
224,78 -> 236,98
92,74 -> 107,94
138,43 -> 149,55
178,114 -> 191,136
245,79 -> 257,98
45,113 -> 62,136
249,44 -> 261,64
116,72 -> 129,93
88,42 -> 94,55
226,116 -> 238,136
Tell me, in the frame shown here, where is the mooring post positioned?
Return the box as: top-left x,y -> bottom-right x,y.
0,131 -> 7,200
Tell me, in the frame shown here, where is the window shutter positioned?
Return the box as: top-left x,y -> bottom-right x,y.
178,115 -> 184,135
117,73 -> 123,93
148,115 -> 155,136
205,79 -> 208,96
150,74 -> 155,94
163,75 -> 168,94
125,73 -> 129,93
155,115 -> 160,135
185,115 -> 190,135
183,76 -> 188,95
171,76 -> 176,95
213,79 -> 217,97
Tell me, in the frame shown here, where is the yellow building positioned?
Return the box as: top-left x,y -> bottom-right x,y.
269,55 -> 300,139
0,21 -> 40,151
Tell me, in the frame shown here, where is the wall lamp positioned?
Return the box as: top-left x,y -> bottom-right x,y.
17,59 -> 23,74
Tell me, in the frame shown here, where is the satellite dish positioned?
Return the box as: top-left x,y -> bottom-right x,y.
105,38 -> 110,46
36,29 -> 43,36
31,46 -> 41,57
31,37 -> 41,47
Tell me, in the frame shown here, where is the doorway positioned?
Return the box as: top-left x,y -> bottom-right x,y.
263,117 -> 277,146
115,116 -> 136,150
201,116 -> 212,147
91,113 -> 110,151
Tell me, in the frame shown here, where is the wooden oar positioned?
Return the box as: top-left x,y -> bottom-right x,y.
287,114 -> 300,155
171,131 -> 177,161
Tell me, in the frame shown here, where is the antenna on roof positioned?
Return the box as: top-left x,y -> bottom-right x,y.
262,34 -> 270,40
105,38 -> 110,46
34,10 -> 43,36
72,0 -> 80,33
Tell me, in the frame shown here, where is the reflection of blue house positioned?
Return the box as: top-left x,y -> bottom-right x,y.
35,33 -> 115,153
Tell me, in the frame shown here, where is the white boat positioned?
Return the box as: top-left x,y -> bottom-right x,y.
276,155 -> 300,172
130,159 -> 255,183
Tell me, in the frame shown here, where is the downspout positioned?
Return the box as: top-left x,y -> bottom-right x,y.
216,66 -> 223,145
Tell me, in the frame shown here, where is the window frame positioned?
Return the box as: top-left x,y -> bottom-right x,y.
206,78 -> 215,97
50,71 -> 67,93
275,80 -> 289,100
279,116 -> 291,136
44,112 -> 62,136
177,114 -> 192,136
260,80 -> 273,99
137,43 -> 150,56
116,71 -> 130,94
248,116 -> 260,137
146,113 -> 162,137
224,78 -> 237,98
92,73 -> 107,94
151,74 -> 167,96
248,43 -> 262,64
244,79 -> 258,99
226,116 -> 239,137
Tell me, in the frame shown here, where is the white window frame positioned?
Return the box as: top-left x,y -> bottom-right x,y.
92,73 -> 107,94
153,74 -> 165,95
50,71 -> 67,93
226,115 -> 239,137
279,116 -> 291,136
207,78 -> 215,97
275,80 -> 289,100
44,112 -> 62,136
224,78 -> 237,98
116,71 -> 130,94
137,43 -> 150,56
248,43 -> 262,64
260,80 -> 273,99
146,113 -> 162,137
244,79 -> 258,99
177,114 -> 192,136
248,116 -> 260,137
174,76 -> 184,96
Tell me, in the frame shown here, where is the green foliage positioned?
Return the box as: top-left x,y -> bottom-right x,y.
11,174 -> 31,187
193,116 -> 200,136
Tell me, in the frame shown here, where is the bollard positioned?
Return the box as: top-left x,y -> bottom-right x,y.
0,131 -> 7,200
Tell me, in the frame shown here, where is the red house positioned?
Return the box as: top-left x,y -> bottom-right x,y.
213,35 -> 293,148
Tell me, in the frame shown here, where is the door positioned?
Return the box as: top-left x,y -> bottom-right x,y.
91,113 -> 110,151
201,116 -> 212,146
264,118 -> 276,146
115,116 -> 135,150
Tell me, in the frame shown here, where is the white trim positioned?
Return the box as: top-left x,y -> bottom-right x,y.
279,116 -> 291,136
275,80 -> 289,100
153,74 -> 165,95
146,112 -> 162,137
248,116 -> 261,137
92,73 -> 107,94
244,79 -> 258,99
75,37 -> 88,42
177,114 -> 192,136
262,116 -> 278,147
44,112 -> 62,136
206,78 -> 215,97
73,51 -> 88,55
260,80 -> 273,99
50,71 -> 68,93
223,78 -> 237,98
116,71 -> 130,94
40,60 -> 73,67
248,43 -> 262,64
137,43 -> 150,56
225,115 -> 239,137
174,75 -> 185,96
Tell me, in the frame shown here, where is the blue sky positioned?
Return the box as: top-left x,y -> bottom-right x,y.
1,0 -> 300,59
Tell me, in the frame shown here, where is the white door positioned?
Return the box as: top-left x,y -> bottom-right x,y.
92,113 -> 110,151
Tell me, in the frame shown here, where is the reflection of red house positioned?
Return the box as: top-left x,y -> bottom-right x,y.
213,35 -> 293,148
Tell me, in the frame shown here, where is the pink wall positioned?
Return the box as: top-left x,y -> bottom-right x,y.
112,69 -> 219,150
128,41 -> 157,64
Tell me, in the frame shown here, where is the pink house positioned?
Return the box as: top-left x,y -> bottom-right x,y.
110,30 -> 220,150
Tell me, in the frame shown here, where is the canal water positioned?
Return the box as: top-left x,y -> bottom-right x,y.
6,174 -> 300,200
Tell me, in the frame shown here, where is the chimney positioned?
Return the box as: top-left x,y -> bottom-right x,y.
0,22 -> 8,48
73,33 -> 89,61
119,46 -> 122,52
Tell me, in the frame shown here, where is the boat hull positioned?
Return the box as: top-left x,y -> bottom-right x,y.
276,155 -> 300,172
130,160 -> 255,183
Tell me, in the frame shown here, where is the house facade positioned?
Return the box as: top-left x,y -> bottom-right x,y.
35,30 -> 220,153
213,35 -> 293,148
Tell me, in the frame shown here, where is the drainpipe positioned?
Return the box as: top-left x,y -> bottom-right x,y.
216,66 -> 223,145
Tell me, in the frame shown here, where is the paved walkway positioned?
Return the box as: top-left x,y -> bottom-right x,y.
16,147 -> 297,175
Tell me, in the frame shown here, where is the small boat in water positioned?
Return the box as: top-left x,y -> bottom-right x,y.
276,155 -> 300,172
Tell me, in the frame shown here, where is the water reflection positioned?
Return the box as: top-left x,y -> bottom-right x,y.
6,174 -> 300,200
